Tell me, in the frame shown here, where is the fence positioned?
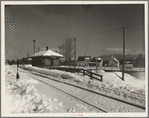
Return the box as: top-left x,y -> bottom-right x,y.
82,69 -> 103,82
46,66 -> 103,82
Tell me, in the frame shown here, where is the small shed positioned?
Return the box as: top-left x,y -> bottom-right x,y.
29,49 -> 63,67
77,56 -> 91,66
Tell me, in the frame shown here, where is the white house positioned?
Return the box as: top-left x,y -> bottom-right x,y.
77,56 -> 91,66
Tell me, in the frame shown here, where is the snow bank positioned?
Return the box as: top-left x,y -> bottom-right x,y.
5,66 -> 58,113
5,78 -> 56,113
23,65 -> 145,91
23,65 -> 74,79
23,65 -> 92,83
17,65 -> 145,107
102,72 -> 145,90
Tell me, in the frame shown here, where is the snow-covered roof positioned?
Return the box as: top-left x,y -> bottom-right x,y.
109,57 -> 119,64
30,50 -> 63,58
85,57 -> 90,60
113,58 -> 119,62
96,58 -> 101,60
77,56 -> 91,61
90,57 -> 102,62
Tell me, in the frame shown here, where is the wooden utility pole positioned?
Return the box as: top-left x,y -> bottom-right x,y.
38,47 -> 40,52
74,37 -> 76,68
58,46 -> 62,66
96,57 -> 97,73
58,46 -> 61,54
33,40 -> 36,54
122,28 -> 125,81
27,51 -> 28,57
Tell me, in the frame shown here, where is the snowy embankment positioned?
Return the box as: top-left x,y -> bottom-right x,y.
5,65 -> 61,113
23,65 -> 145,91
101,71 -> 145,91
21,65 -> 145,107
5,65 -> 146,114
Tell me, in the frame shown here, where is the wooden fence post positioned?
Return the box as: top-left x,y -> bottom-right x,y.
90,72 -> 93,80
83,69 -> 84,76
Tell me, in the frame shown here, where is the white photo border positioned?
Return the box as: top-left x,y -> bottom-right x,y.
1,1 -> 148,117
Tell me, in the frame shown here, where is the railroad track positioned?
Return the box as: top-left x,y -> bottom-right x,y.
17,68 -> 107,113
16,67 -> 145,113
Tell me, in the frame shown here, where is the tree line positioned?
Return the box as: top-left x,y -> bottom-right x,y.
6,36 -> 76,66
6,58 -> 31,65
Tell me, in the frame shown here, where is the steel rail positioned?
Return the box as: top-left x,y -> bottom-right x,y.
18,69 -> 107,113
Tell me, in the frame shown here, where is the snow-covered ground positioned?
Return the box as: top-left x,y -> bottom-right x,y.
4,65 -> 146,115
5,65 -> 55,113
21,65 -> 146,106
23,65 -> 145,91
4,65 -> 100,114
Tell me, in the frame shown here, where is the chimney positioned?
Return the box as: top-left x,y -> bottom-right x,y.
46,46 -> 48,51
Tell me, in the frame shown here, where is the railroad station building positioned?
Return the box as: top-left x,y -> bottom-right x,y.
30,47 -> 63,67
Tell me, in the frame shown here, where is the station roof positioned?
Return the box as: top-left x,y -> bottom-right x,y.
29,50 -> 63,58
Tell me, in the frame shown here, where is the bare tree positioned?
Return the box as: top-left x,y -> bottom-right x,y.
62,36 -> 74,66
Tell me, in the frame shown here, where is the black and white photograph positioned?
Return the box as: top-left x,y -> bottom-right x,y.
1,1 -> 148,117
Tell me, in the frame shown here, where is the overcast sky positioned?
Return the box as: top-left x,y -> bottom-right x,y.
5,4 -> 145,60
